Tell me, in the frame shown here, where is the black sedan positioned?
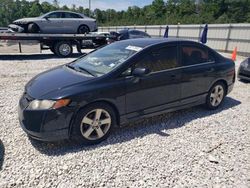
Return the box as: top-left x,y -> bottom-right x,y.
238,57 -> 250,81
107,29 -> 151,43
18,38 -> 235,144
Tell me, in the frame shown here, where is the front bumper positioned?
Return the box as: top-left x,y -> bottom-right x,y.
18,94 -> 74,142
8,24 -> 25,33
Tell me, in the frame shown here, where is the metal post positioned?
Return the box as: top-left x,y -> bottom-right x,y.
176,25 -> 180,38
198,24 -> 202,42
89,0 -> 91,17
225,24 -> 232,52
159,26 -> 162,37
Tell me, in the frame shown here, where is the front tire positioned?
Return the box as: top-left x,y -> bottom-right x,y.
206,82 -> 226,110
27,23 -> 39,33
71,103 -> 116,145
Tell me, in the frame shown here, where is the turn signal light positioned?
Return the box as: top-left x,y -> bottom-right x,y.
53,99 -> 71,109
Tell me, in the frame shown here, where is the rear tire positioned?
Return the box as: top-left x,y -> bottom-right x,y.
71,103 -> 116,145
78,25 -> 90,34
27,23 -> 39,33
205,82 -> 226,110
54,41 -> 73,57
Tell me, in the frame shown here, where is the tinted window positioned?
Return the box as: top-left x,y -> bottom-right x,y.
129,30 -> 141,35
134,46 -> 178,72
134,55 -> 153,70
151,46 -> 178,72
47,12 -> 62,18
64,13 -> 82,18
181,45 -> 214,66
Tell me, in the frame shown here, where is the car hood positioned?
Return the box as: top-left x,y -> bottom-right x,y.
25,65 -> 94,99
13,17 -> 39,24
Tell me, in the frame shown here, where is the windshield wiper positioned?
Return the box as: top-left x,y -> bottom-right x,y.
77,66 -> 97,77
66,64 -> 96,77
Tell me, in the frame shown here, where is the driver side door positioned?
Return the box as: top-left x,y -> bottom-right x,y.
124,45 -> 182,120
40,12 -> 63,33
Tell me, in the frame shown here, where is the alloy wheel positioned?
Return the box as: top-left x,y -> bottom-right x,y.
210,85 -> 224,107
80,109 -> 111,141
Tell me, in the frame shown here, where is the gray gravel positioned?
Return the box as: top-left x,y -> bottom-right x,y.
0,51 -> 249,187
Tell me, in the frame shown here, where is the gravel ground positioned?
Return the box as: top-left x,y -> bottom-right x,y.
0,51 -> 249,187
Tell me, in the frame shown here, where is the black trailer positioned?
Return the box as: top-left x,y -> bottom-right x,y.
0,33 -> 108,57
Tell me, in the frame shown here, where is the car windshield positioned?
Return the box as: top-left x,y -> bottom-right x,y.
71,43 -> 143,77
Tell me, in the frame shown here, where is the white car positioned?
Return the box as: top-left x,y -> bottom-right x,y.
9,11 -> 98,34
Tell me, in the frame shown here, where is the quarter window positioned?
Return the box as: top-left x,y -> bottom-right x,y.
181,45 -> 214,66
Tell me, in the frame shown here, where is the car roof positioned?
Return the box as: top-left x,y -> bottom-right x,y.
116,38 -> 196,48
49,10 -> 82,15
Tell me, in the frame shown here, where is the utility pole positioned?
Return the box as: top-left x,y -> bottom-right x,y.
89,0 -> 91,17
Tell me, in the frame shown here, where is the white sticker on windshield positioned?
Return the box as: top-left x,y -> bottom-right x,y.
109,63 -> 116,67
126,45 -> 142,52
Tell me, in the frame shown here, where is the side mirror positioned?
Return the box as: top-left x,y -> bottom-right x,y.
132,68 -> 150,77
44,16 -> 49,20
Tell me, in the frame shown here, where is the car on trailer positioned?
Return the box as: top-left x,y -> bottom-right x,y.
9,10 -> 97,34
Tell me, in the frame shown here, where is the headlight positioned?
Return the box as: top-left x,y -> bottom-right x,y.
27,99 -> 70,110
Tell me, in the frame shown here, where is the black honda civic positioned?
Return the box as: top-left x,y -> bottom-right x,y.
18,38 -> 235,144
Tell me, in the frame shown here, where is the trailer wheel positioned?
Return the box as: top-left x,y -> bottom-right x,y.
54,41 -> 73,57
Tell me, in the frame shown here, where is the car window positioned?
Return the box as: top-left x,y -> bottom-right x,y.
181,45 -> 215,66
141,31 -> 151,38
150,46 -> 178,72
129,30 -> 146,39
64,13 -> 82,18
132,46 -> 178,73
129,30 -> 141,35
47,12 -> 62,18
73,43 -> 142,76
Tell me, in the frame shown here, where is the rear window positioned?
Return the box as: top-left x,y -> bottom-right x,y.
181,45 -> 215,66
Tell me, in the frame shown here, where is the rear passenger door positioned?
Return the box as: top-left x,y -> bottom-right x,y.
180,43 -> 216,104
61,12 -> 82,33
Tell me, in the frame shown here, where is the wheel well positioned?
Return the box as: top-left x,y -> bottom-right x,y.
27,22 -> 39,27
26,22 -> 40,31
72,100 -> 120,128
78,24 -> 90,32
213,80 -> 228,94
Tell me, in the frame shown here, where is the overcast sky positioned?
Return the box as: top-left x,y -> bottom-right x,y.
36,0 -> 156,11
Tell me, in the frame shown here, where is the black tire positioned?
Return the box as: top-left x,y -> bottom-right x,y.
71,103 -> 116,145
27,23 -> 39,33
78,25 -> 90,34
205,82 -> 226,110
54,41 -> 73,57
